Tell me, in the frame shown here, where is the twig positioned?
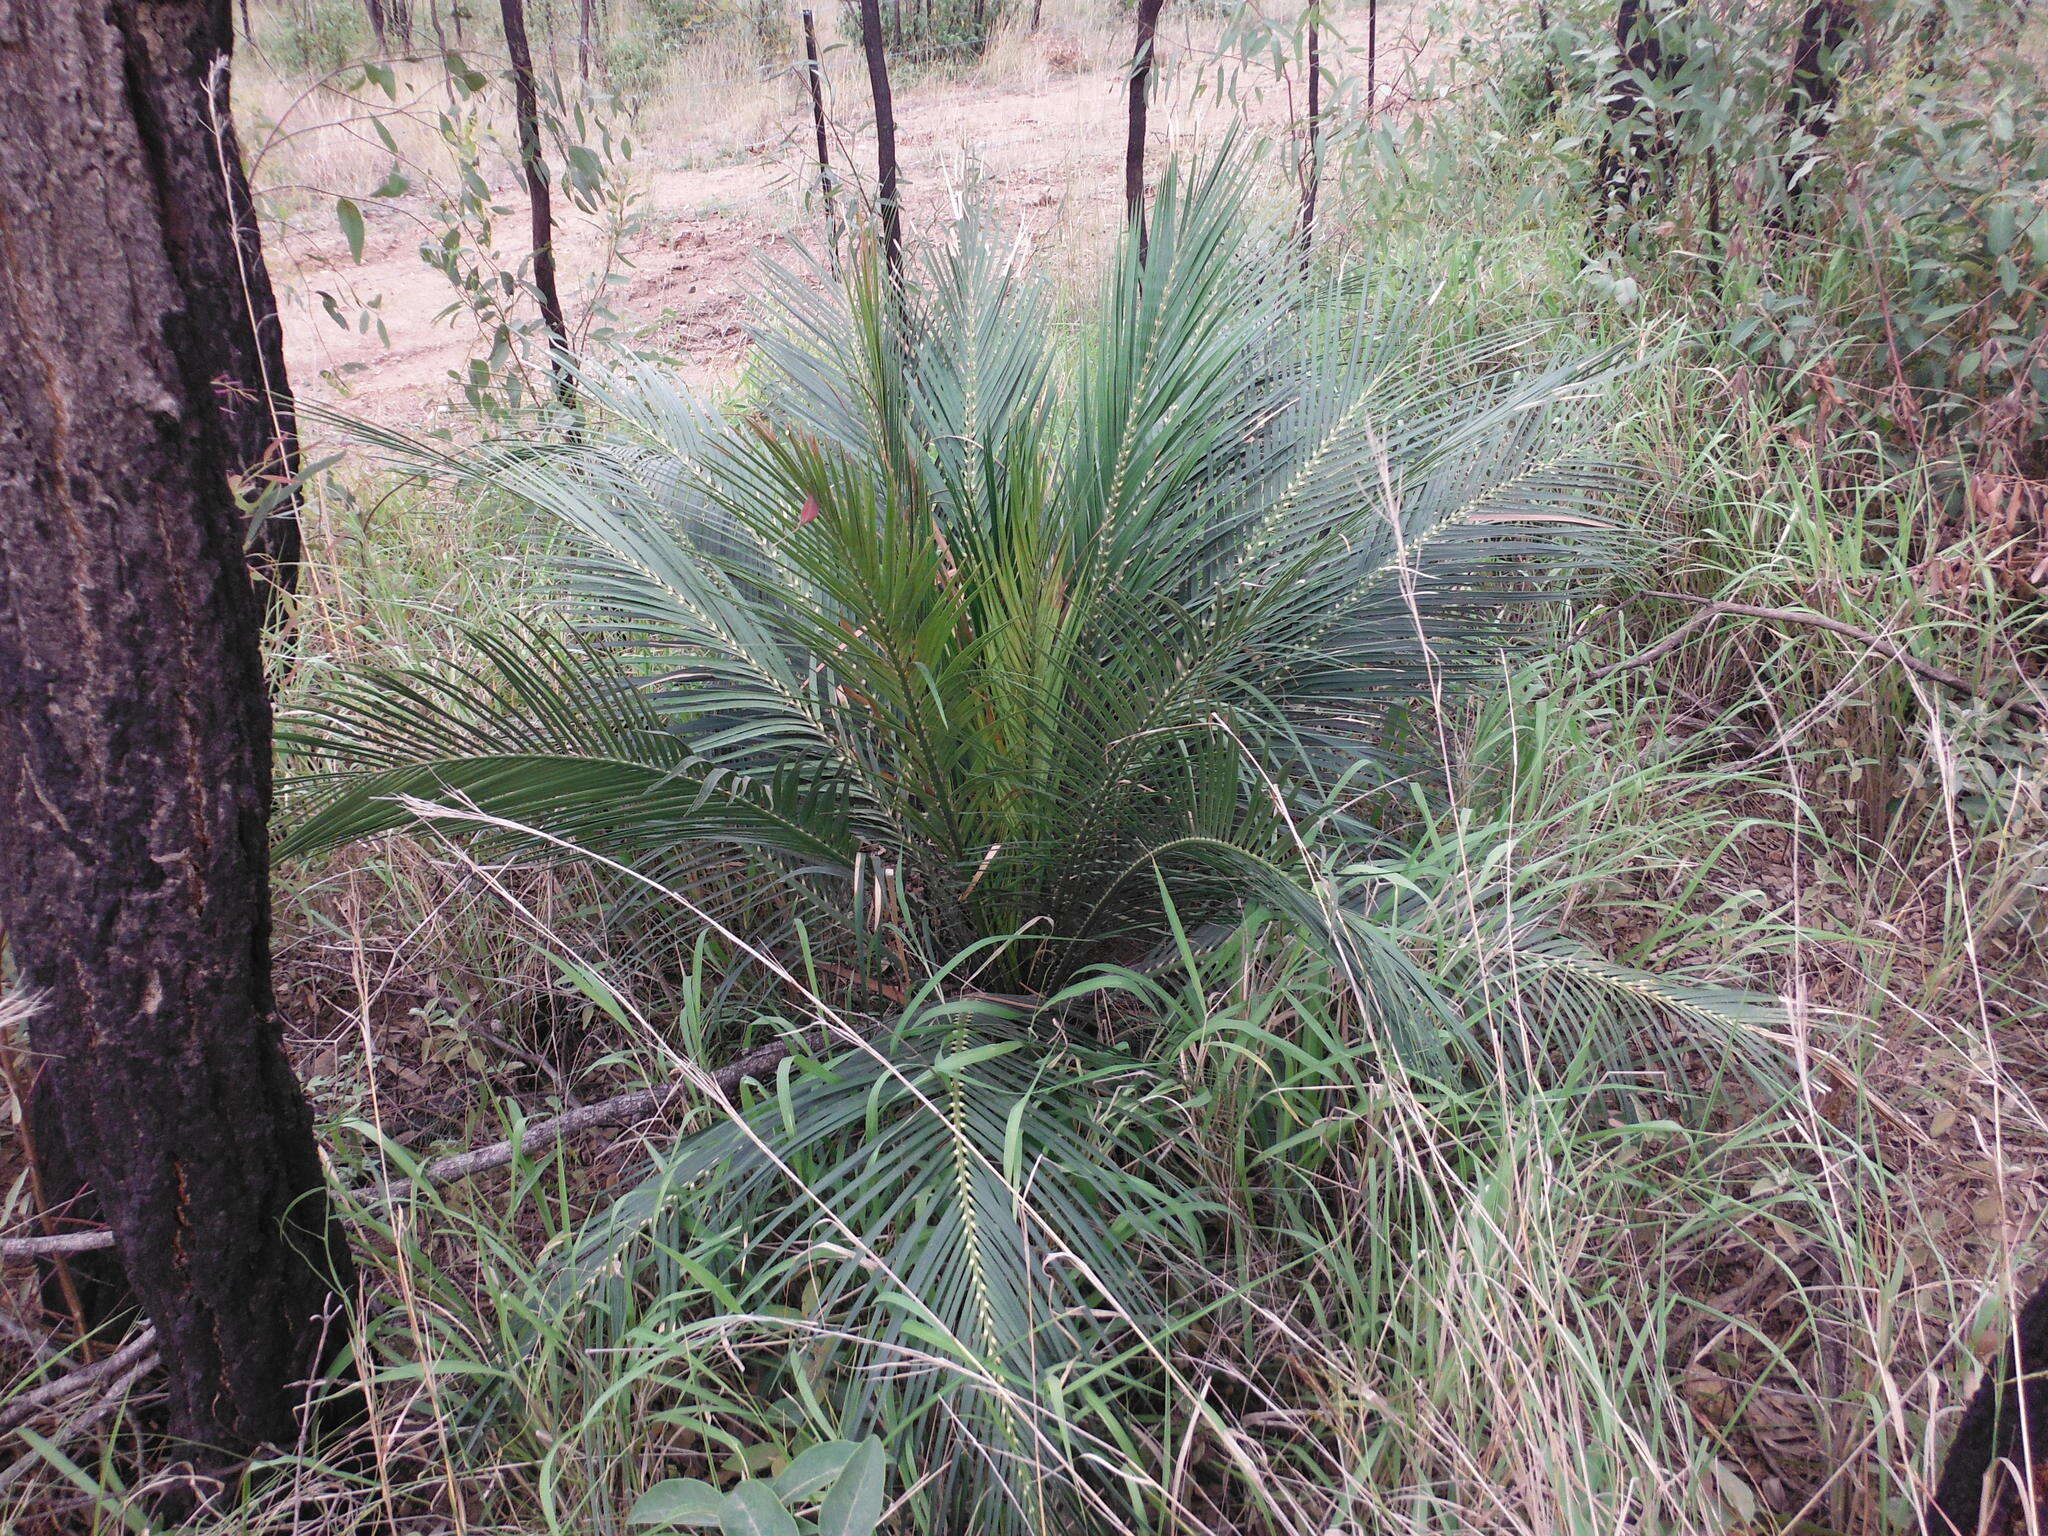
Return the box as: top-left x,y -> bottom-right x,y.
0,1328 -> 159,1430
0,1348 -> 160,1493
1585,594 -> 2046,721
1,1037 -> 820,1259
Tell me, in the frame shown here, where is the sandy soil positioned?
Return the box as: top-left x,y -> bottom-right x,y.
275,42 -> 1275,427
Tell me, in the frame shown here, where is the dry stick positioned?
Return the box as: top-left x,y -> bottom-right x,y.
802,9 -> 840,255
1589,594 -> 2047,721
0,1038 -> 813,1261
499,0 -> 578,412
0,1329 -> 160,1431
856,0 -> 901,288
0,1348 -> 159,1493
1124,0 -> 1167,262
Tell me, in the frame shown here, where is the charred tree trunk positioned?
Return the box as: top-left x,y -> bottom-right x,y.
111,0 -> 305,617
802,9 -> 839,251
1929,1271 -> 2048,1535
1124,0 -> 1166,260
1594,0 -> 1672,226
1770,0 -> 1853,234
0,0 -> 352,1471
499,0 -> 578,411
1366,0 -> 1377,116
857,0 -> 901,286
578,0 -> 595,79
1298,10 -> 1321,262
364,0 -> 388,47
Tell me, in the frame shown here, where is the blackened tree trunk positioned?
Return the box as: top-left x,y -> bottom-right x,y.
578,0 -> 596,80
857,0 -> 901,286
1770,0 -> 1854,234
499,0 -> 578,411
1124,0 -> 1166,260
1366,0 -> 1376,116
803,9 -> 839,250
0,0 -> 353,1468
1928,1271 -> 2048,1535
1298,8 -> 1321,259
365,0 -> 389,48
1594,0 -> 1673,224
116,0 -> 304,616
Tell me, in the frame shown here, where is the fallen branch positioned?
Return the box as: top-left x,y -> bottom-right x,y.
0,1327 -> 158,1431
1588,593 -> 2048,722
0,1345 -> 160,1494
1,1037 -> 815,1261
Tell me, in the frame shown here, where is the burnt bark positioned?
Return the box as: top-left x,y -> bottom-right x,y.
1594,0 -> 1678,224
1366,0 -> 1377,116
1124,0 -> 1166,260
499,0 -> 578,411
1770,0 -> 1854,234
0,0 -> 352,1469
113,0 -> 303,615
1929,1272 -> 2048,1535
857,0 -> 901,287
1298,9 -> 1321,260
802,8 -> 839,250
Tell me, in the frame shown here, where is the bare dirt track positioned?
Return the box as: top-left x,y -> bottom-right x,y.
275,38 -> 1245,427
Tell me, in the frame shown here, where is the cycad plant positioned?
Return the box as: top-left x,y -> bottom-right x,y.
283,161 -> 1687,1531
285,161 -> 1627,998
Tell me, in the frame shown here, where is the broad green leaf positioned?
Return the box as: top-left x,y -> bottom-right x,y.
335,197 -> 365,263
817,1440 -> 886,1536
773,1440 -> 860,1504
630,1478 -> 724,1528
719,1482 -> 800,1536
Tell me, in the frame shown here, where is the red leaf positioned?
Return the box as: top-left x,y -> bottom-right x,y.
799,495 -> 822,525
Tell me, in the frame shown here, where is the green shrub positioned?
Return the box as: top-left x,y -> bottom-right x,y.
262,0 -> 374,74
838,0 -> 1012,66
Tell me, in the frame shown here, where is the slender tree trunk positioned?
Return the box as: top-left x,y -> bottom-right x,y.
803,9 -> 839,252
857,0 -> 901,286
499,0 -> 578,411
1928,1271 -> 2048,1535
1124,0 -> 1166,260
1030,0 -> 1040,32
0,0 -> 352,1472
1298,9 -> 1321,262
364,0 -> 388,47
1366,0 -> 1377,117
578,0 -> 594,79
1770,0 -> 1853,234
239,0 -> 252,42
108,0 -> 307,617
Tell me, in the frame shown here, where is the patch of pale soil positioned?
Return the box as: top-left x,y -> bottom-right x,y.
273,18 -> 1396,429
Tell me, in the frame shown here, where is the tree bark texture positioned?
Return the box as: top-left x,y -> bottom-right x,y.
1595,0 -> 1676,221
1124,0 -> 1166,260
1771,0 -> 1853,233
857,0 -> 900,286
1928,1271 -> 2048,1535
108,0 -> 304,611
0,0 -> 352,1462
802,8 -> 839,250
1298,11 -> 1321,258
499,0 -> 579,410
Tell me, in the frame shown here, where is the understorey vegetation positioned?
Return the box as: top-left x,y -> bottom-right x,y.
2,1 -> 2044,1534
